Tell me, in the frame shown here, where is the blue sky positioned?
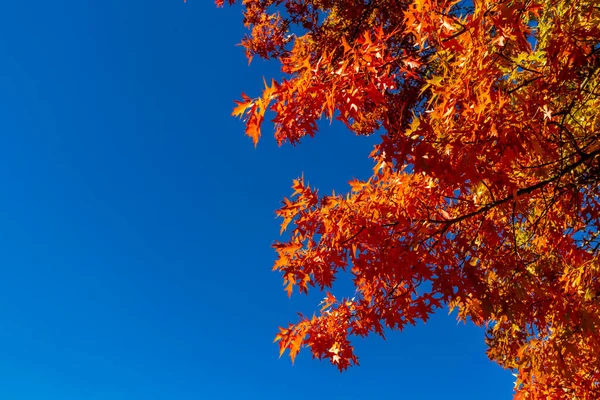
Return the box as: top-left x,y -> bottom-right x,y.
0,1 -> 514,398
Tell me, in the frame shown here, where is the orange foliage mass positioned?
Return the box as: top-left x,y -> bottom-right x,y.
220,0 -> 600,397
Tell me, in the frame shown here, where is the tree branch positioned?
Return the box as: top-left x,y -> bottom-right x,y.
429,149 -> 600,226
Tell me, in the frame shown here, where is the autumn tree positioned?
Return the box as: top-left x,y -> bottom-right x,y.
218,0 -> 600,397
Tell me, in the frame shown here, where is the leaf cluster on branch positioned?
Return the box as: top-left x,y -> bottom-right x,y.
219,0 -> 600,397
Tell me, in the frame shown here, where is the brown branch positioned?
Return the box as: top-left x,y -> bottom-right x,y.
507,77 -> 541,94
428,149 -> 600,226
441,27 -> 467,43
341,226 -> 366,245
496,51 -> 542,75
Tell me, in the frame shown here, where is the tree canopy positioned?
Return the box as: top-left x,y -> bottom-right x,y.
219,0 -> 600,397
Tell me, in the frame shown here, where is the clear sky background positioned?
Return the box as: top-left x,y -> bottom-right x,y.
0,1 -> 515,399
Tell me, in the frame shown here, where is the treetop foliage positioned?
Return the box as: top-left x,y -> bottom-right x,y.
219,0 -> 600,397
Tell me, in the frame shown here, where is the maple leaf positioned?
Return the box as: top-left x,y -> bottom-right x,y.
231,93 -> 253,118
540,105 -> 553,120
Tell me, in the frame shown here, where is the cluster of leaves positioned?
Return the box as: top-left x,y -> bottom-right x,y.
220,0 -> 600,397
